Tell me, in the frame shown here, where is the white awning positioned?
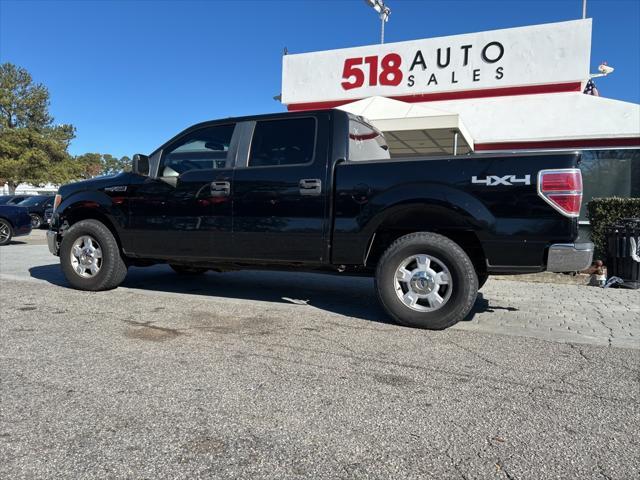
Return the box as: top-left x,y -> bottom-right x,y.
423,92 -> 640,148
337,96 -> 474,156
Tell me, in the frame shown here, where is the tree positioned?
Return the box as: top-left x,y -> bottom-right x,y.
74,153 -> 103,179
73,153 -> 131,178
101,154 -> 131,175
0,63 -> 81,192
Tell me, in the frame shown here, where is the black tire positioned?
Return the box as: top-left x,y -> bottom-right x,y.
477,273 -> 489,290
60,219 -> 128,291
375,232 -> 478,330
170,264 -> 208,275
30,214 -> 42,229
0,218 -> 13,246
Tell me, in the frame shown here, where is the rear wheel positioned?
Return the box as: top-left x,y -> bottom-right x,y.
30,214 -> 43,229
375,232 -> 478,329
0,219 -> 13,246
170,264 -> 208,275
60,219 -> 128,290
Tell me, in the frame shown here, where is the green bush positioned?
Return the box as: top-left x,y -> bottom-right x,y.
587,197 -> 640,256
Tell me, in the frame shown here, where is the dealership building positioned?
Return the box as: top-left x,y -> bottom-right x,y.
280,19 -> 640,230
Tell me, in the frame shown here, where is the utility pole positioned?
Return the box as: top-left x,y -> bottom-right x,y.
364,0 -> 391,44
582,0 -> 587,19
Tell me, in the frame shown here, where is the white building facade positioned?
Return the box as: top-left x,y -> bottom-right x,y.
280,19 -> 640,223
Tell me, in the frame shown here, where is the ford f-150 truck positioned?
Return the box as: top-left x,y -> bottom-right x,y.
47,109 -> 593,329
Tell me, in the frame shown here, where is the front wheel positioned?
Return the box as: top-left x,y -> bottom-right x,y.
375,232 -> 478,330
30,214 -> 43,229
59,219 -> 128,291
0,219 -> 13,246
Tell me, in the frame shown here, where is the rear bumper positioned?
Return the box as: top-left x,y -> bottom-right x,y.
546,243 -> 594,272
47,230 -> 60,256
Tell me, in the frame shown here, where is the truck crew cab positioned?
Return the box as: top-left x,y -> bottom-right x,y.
48,109 -> 593,329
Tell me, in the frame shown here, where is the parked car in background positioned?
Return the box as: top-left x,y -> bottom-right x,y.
16,195 -> 55,229
0,195 -> 31,205
0,205 -> 32,245
44,207 -> 53,226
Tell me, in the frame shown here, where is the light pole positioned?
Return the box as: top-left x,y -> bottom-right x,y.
364,0 -> 391,44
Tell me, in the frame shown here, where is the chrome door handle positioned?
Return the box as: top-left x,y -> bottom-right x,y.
211,181 -> 230,197
299,179 -> 321,196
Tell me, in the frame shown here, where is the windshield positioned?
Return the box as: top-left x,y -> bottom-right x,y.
17,196 -> 48,206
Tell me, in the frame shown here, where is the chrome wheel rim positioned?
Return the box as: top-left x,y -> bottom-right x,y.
70,235 -> 103,278
394,254 -> 452,312
0,221 -> 10,243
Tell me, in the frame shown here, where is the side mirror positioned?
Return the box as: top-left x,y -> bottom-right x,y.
132,154 -> 150,176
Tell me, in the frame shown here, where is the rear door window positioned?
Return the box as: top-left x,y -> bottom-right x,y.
248,118 -> 316,167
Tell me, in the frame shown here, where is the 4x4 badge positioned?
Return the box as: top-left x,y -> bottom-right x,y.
472,175 -> 531,186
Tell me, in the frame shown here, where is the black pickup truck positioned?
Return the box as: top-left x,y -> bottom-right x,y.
48,109 -> 592,329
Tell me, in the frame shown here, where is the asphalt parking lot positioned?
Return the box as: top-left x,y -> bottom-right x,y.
1,230 -> 639,479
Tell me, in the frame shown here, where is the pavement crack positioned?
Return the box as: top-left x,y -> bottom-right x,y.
237,337 -> 640,406
496,460 -> 516,480
567,342 -> 590,361
597,464 -> 613,480
449,340 -> 500,367
308,332 -> 357,354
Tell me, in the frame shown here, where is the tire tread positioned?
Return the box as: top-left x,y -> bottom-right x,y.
0,218 -> 13,246
60,219 -> 127,291
375,232 -> 478,329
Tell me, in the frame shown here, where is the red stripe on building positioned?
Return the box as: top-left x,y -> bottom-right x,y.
287,82 -> 583,111
474,137 -> 640,151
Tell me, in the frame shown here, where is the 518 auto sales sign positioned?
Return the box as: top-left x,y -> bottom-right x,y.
282,19 -> 591,109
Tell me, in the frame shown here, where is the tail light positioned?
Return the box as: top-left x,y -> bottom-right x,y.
53,194 -> 62,212
537,168 -> 583,217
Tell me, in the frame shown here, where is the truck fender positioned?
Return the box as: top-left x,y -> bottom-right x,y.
362,182 -> 496,239
57,190 -> 127,234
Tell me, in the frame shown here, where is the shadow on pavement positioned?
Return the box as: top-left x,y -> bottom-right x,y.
466,293 -> 519,316
30,263 -> 399,324
28,264 -> 497,325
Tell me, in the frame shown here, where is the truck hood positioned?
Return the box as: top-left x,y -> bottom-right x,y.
58,172 -> 131,197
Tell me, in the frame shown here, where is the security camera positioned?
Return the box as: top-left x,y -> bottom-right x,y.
598,63 -> 614,75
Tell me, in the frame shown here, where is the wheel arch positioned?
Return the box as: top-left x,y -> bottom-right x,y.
363,200 -> 490,277
57,190 -> 126,244
0,216 -> 15,244
60,205 -> 123,251
0,215 -> 14,228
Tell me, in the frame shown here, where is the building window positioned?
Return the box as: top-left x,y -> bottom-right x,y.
580,148 -> 640,220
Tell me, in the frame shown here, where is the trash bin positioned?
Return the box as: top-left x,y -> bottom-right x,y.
606,218 -> 640,289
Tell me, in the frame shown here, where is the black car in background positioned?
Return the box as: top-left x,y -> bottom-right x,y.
0,204 -> 32,245
0,195 -> 31,205
44,207 -> 54,226
16,195 -> 55,229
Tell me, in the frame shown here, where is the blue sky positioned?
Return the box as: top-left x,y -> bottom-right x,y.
1,0 -> 638,158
